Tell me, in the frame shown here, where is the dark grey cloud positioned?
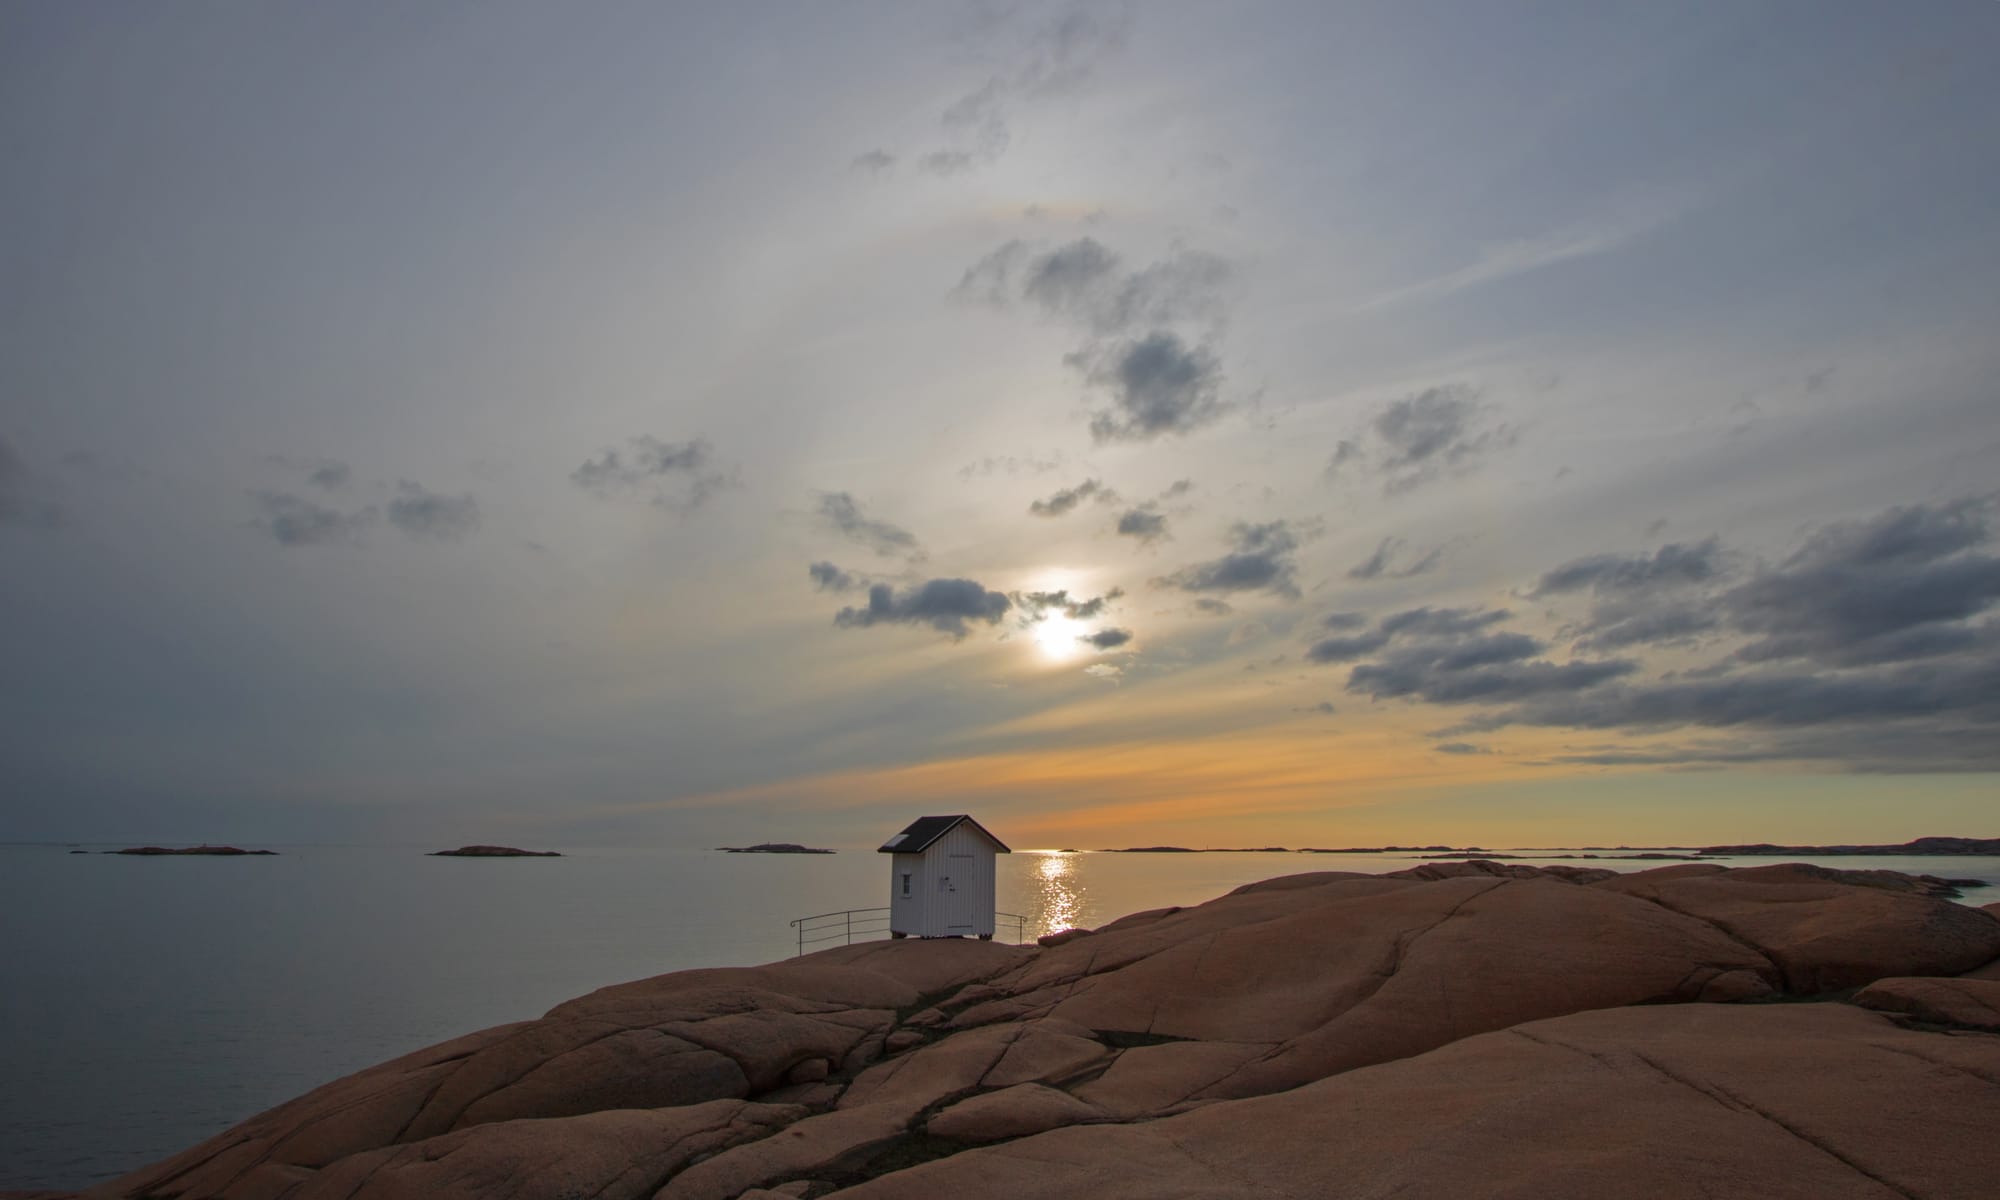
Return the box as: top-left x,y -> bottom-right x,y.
1016,587 -> 1123,621
387,482 -> 479,541
1721,497 -> 2000,667
850,149 -> 895,173
572,436 -> 733,512
1022,238 -> 1120,314
1075,332 -> 1227,443
1534,538 -> 1729,596
961,239 -> 1232,338
308,461 -> 351,490
1361,495 -> 2000,773
1161,479 -> 1195,499
1306,603 -> 1635,702
1534,539 -> 1732,652
1192,597 -> 1234,616
1378,607 -> 1510,638
816,492 -> 924,559
1081,627 -> 1133,650
0,435 -> 61,529
1154,520 -> 1303,599
1348,648 -> 1638,705
1326,386 -> 1515,493
250,491 -> 374,547
1373,386 -> 1514,491
808,562 -> 860,593
1447,657 -> 2000,740
1116,506 -> 1168,543
1347,537 -> 1445,581
1575,607 -> 1719,653
1322,611 -> 1368,631
957,237 -> 1235,443
1107,251 -> 1232,334
1305,632 -> 1389,663
834,578 -> 1011,640
1029,478 -> 1116,517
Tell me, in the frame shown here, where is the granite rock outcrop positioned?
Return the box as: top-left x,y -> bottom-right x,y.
68,862 -> 2000,1200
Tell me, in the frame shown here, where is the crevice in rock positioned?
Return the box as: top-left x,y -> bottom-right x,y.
1865,1035 -> 2000,1086
1627,1050 -> 1920,1200
1094,1029 -> 1195,1049
1623,893 -> 1786,988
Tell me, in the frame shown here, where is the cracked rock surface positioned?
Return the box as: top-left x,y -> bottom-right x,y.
62,862 -> 2000,1200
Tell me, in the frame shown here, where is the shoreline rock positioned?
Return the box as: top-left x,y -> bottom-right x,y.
427,845 -> 561,857
46,861 -> 2000,1199
717,844 -> 836,854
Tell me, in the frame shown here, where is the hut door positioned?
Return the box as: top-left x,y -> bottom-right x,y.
947,852 -> 975,930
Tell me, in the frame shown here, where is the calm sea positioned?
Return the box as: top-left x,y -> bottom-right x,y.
3,842 -> 1996,1190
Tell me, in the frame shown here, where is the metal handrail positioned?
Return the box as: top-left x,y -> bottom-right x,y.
995,911 -> 1027,944
788,907 -> 1032,955
790,907 -> 891,956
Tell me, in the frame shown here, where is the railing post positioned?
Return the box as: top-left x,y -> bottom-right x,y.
845,910 -> 852,946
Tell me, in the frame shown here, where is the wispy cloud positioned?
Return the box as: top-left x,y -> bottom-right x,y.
1355,203 -> 1684,313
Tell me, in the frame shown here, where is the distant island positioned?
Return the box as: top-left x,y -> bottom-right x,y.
428,845 -> 561,857
105,845 -> 276,856
1302,845 -> 1476,853
1699,836 -> 2000,856
717,843 -> 834,854
1422,852 -> 1712,862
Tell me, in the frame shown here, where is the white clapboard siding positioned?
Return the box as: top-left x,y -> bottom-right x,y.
883,816 -> 1005,938
938,819 -> 996,936
889,852 -> 931,937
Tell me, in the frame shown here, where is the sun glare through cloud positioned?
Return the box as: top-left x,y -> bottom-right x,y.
1032,611 -> 1085,660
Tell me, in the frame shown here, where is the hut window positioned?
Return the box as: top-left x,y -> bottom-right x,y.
900,872 -> 911,897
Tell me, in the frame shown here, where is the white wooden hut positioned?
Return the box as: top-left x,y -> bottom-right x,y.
878,815 -> 1010,939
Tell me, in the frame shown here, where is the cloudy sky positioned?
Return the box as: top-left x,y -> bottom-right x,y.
5,1 -> 1998,849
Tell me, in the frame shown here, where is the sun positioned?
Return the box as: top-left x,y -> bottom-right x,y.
1032,612 -> 1085,660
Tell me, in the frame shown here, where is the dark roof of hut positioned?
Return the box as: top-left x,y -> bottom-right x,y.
876,814 -> 1011,854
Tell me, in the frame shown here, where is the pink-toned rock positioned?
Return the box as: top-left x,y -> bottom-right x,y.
653,1105 -> 908,1200
1069,1040 -> 1271,1119
291,1102 -> 799,1200
926,1083 -> 1105,1143
1596,862 -> 2000,991
838,1004 -> 2000,1200
1036,927 -> 1093,947
1387,859 -> 1615,885
71,863 -> 2000,1200
1854,976 -> 2000,1030
978,873 -> 1776,1103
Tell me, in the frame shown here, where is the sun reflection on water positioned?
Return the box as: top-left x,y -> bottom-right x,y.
1031,851 -> 1084,939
